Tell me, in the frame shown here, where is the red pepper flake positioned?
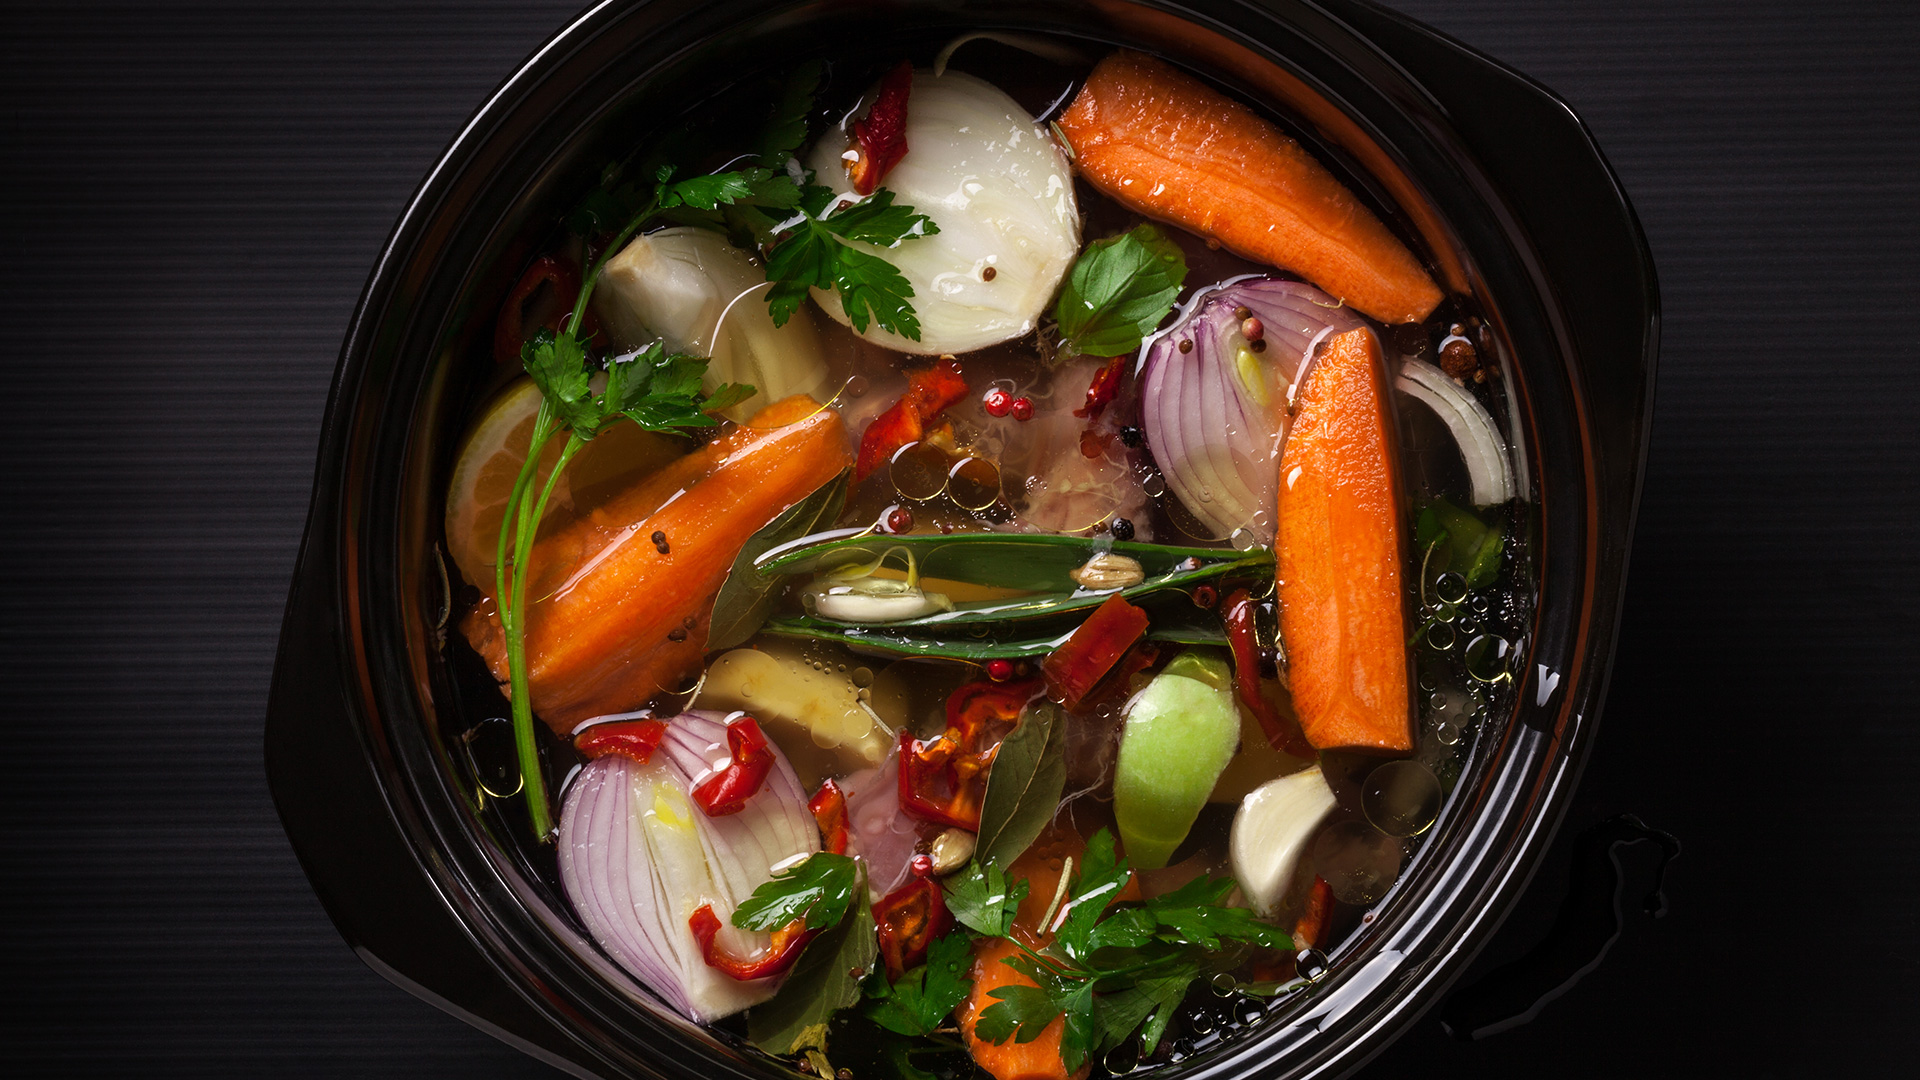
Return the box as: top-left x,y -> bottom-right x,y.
689,903 -> 813,981
691,716 -> 777,816
1223,589 -> 1314,757
572,718 -> 668,766
1073,354 -> 1128,420
897,677 -> 1041,829
855,357 -> 968,481
848,60 -> 913,196
808,780 -> 850,855
1041,594 -> 1150,712
872,854 -> 954,980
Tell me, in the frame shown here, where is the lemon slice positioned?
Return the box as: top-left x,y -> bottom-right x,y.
445,378 -> 690,588
444,379 -> 574,589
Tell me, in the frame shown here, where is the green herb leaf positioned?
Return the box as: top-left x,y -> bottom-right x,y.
520,329 -> 596,432
943,859 -> 1029,938
748,886 -> 878,1058
863,931 -> 974,1036
975,983 -> 1063,1046
759,60 -> 826,165
1054,829 -> 1132,962
762,189 -> 938,340
706,470 -> 851,651
661,168 -> 763,211
732,852 -> 860,932
974,702 -> 1067,869
1055,224 -> 1189,358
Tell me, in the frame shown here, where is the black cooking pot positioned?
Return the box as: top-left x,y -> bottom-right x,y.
264,1 -> 1658,1076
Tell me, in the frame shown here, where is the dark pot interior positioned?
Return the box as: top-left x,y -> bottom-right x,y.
265,1 -> 1658,1078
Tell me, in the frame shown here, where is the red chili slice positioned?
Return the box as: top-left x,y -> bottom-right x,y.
688,903 -> 813,981
1074,354 -> 1128,421
873,853 -> 954,980
493,255 -> 586,366
808,779 -> 850,855
1040,594 -> 1150,711
1223,589 -> 1314,758
848,60 -> 913,196
855,357 -> 968,480
897,677 -> 1041,829
572,718 -> 669,766
1293,876 -> 1334,949
691,716 -> 776,817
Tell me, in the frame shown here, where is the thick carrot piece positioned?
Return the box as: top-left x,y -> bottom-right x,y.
461,396 -> 851,732
1276,328 -> 1411,752
960,938 -> 1086,1080
1057,51 -> 1442,325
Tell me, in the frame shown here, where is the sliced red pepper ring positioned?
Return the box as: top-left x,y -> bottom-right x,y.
572,718 -> 670,765
898,677 -> 1042,829
1041,593 -> 1151,711
1074,354 -> 1128,420
691,716 -> 776,817
848,60 -> 913,196
855,357 -> 969,480
873,853 -> 954,981
1292,876 -> 1334,950
1223,589 -> 1314,758
808,779 -> 850,855
493,255 -> 587,366
689,903 -> 813,981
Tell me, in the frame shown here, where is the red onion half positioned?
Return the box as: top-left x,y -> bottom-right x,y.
558,710 -> 818,1022
1139,278 -> 1364,542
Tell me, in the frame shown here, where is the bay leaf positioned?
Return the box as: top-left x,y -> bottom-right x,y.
706,468 -> 850,651
975,701 -> 1067,868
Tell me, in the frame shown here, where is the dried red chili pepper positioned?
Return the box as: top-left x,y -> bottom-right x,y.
848,60 -> 913,196
1074,354 -> 1128,420
1040,594 -> 1150,711
688,903 -> 813,981
897,677 -> 1041,829
855,357 -> 969,480
572,718 -> 669,766
1223,589 -> 1314,758
493,255 -> 584,366
690,716 -> 776,816
808,779 -> 850,855
873,853 -> 954,980
1292,876 -> 1334,949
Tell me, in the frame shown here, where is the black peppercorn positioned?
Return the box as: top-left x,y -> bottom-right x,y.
652,530 -> 670,554
1109,517 -> 1135,541
1119,425 -> 1143,448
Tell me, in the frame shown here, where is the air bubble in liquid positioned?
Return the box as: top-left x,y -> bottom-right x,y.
1311,820 -> 1404,904
1234,999 -> 1266,1027
1434,572 -> 1468,606
1465,634 -> 1513,683
1362,760 -> 1443,837
1425,622 -> 1456,651
1296,948 -> 1330,981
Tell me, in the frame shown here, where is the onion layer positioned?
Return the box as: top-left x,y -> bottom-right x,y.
1139,278 -> 1364,542
558,710 -> 818,1022
1395,357 -> 1516,506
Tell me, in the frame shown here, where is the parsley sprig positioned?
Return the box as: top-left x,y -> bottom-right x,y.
967,830 -> 1291,1072
732,852 -> 861,932
764,184 -> 939,341
863,930 -> 974,1037
495,165 -> 759,841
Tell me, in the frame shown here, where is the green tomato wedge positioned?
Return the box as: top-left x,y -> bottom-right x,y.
1112,650 -> 1242,869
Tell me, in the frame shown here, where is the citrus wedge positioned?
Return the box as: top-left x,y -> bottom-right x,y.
444,379 -> 573,588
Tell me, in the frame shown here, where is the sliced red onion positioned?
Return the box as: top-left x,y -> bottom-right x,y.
1395,357 -> 1517,506
1140,278 -> 1365,541
557,710 -> 819,1023
841,750 -> 921,898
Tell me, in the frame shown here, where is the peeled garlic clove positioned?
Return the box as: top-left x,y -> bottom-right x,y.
595,227 -> 831,420
1229,765 -> 1338,918
928,828 -> 977,875
806,70 -> 1080,354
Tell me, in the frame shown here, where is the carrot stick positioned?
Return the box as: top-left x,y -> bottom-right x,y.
462,396 -> 851,732
1276,328 -> 1411,752
1057,51 -> 1442,325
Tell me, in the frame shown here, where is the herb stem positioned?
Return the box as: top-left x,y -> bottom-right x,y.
495,398 -> 561,841
567,193 -> 663,336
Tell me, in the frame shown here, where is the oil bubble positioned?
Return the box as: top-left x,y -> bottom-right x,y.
1311,820 -> 1404,904
1424,622 -> 1456,651
1190,1010 -> 1215,1035
890,441 -> 949,501
1295,948 -> 1330,981
1435,721 -> 1462,746
1104,1045 -> 1138,1074
1465,634 -> 1513,682
1362,760 -> 1443,837
1434,572 -> 1468,605
850,667 -> 873,688
1209,972 -> 1237,996
947,456 -> 1001,510
1234,999 -> 1266,1026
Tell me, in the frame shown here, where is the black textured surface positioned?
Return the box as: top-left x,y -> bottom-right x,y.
1,1 -> 1914,1077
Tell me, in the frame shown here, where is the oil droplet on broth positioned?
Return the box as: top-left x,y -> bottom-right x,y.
890,441 -> 950,501
850,667 -> 873,689
1424,621 -> 1456,651
1311,819 -> 1404,904
1465,634 -> 1513,682
947,456 -> 1001,511
1434,571 -> 1469,606
1362,760 -> 1443,837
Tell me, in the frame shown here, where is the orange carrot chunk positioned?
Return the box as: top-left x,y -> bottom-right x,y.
960,938 -> 1086,1080
1057,51 -> 1442,325
1276,328 -> 1411,752
461,396 -> 852,733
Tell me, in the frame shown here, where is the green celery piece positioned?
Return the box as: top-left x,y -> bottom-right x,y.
1111,651 -> 1242,869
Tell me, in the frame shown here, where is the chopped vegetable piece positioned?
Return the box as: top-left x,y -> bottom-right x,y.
690,903 -> 813,981
1112,652 -> 1241,869
1221,589 -> 1313,758
1056,51 -> 1441,325
494,254 -> 588,366
960,938 -> 1083,1080
808,780 -> 850,855
874,854 -> 956,980
1227,766 -> 1338,918
856,357 -> 968,480
460,395 -> 853,733
849,61 -> 913,195
692,716 -> 778,817
898,677 -> 1041,829
1073,355 -> 1127,421
1294,876 -> 1334,950
1276,328 -> 1412,752
572,717 -> 669,765
1040,594 -> 1149,710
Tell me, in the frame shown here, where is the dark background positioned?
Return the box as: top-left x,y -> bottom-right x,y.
3,0 -> 1914,1076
